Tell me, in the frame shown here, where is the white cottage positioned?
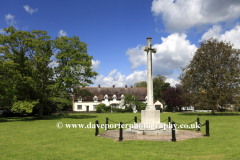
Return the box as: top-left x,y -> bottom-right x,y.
72,85 -> 148,112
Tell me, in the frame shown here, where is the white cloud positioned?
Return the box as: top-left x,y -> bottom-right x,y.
109,69 -> 117,77
0,29 -> 5,34
126,33 -> 197,76
200,24 -> 240,49
94,69 -> 147,87
200,25 -> 222,41
91,60 -> 100,70
93,69 -> 178,87
58,30 -> 67,37
126,45 -> 146,70
5,14 -> 16,26
151,0 -> 240,31
24,5 -> 38,15
165,78 -> 180,87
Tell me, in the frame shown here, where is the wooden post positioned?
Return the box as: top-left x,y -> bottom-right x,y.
135,116 -> 137,123
105,117 -> 108,131
95,120 -> 99,136
168,116 -> 171,125
206,120 -> 210,137
119,122 -> 123,141
171,121 -> 176,142
197,117 -> 200,132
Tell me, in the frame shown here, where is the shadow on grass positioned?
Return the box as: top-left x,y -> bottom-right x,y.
0,114 -> 98,123
179,112 -> 240,116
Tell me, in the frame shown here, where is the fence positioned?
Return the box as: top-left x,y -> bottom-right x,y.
95,116 -> 210,142
168,116 -> 210,142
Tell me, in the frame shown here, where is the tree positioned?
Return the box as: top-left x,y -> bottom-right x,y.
179,38 -> 240,114
0,26 -> 98,117
162,84 -> 185,111
133,75 -> 170,101
123,93 -> 143,109
153,75 -> 170,101
134,81 -> 147,87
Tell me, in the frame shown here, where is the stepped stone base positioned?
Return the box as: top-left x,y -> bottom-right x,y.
125,122 -> 177,135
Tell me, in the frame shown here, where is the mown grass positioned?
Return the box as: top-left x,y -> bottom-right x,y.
0,112 -> 240,160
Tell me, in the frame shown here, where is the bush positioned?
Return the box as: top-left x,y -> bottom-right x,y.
137,106 -> 146,112
96,103 -> 106,113
136,102 -> 146,112
96,103 -> 112,113
165,105 -> 173,112
116,107 -> 133,113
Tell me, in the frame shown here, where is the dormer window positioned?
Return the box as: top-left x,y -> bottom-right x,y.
93,96 -> 98,101
104,94 -> 108,99
145,96 -> 147,101
113,94 -> 117,99
78,96 -> 82,102
121,94 -> 125,99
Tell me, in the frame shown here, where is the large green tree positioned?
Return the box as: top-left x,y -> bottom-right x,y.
179,38 -> 240,114
153,75 -> 170,101
0,26 -> 98,117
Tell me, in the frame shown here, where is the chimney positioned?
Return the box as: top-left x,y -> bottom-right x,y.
125,85 -> 127,88
98,84 -> 100,88
113,85 -> 115,88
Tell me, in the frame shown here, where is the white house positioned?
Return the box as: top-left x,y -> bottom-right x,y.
72,85 -> 149,112
154,100 -> 163,109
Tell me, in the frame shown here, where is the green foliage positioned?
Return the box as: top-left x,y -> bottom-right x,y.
123,93 -> 139,108
136,103 -> 146,112
179,38 -> 240,114
153,75 -> 168,101
164,105 -> 172,112
116,107 -> 133,113
233,106 -> 238,112
133,75 -> 170,101
11,100 -> 39,114
96,103 -> 107,113
134,81 -> 147,87
0,26 -> 98,117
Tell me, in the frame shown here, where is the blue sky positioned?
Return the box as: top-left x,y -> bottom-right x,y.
1,0 -> 240,87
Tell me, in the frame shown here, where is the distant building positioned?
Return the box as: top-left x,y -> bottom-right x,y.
72,85 -> 148,112
154,100 -> 163,109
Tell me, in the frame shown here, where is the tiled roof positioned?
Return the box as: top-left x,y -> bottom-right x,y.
73,87 -> 147,101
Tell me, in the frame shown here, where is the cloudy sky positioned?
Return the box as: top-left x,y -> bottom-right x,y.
1,0 -> 240,87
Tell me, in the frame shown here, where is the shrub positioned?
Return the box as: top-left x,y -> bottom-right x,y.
96,103 -> 107,113
96,103 -> 113,113
116,107 -> 133,113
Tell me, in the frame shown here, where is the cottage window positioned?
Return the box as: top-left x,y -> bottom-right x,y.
77,105 -> 82,110
121,94 -> 125,99
113,94 -> 117,99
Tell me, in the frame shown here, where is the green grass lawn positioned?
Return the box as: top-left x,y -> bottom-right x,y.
0,112 -> 240,160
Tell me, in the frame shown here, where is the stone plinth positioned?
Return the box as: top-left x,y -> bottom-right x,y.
141,109 -> 160,124
124,123 -> 176,135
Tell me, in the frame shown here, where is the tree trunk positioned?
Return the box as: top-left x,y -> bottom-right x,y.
211,108 -> 215,115
38,103 -> 43,118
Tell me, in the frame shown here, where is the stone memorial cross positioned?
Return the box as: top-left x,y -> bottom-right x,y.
142,37 -> 157,110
